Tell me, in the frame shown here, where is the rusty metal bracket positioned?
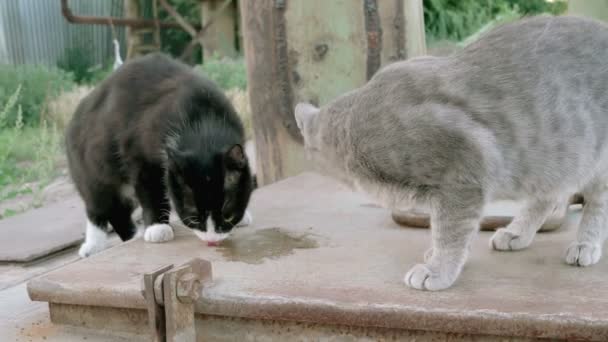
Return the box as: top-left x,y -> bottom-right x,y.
141,258 -> 212,342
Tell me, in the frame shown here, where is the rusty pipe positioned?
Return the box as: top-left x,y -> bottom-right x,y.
61,0 -> 201,30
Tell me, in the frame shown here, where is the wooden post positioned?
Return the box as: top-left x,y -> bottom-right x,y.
241,0 -> 426,185
378,0 -> 426,66
124,0 -> 144,59
201,0 -> 238,59
241,0 -> 306,186
403,0 -> 426,58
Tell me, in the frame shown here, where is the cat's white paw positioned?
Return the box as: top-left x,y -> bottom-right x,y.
236,210 -> 253,227
404,263 -> 455,291
490,228 -> 531,251
144,224 -> 174,243
78,241 -> 106,258
565,242 -> 601,266
79,220 -> 108,258
133,227 -> 144,240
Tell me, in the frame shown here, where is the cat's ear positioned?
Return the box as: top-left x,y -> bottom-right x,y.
294,102 -> 319,133
225,144 -> 247,170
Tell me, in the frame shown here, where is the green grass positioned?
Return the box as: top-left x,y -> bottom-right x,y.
0,86 -> 63,217
424,0 -> 567,44
0,64 -> 74,126
198,56 -> 247,91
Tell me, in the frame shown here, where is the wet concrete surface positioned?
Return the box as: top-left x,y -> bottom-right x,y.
218,227 -> 318,264
25,173 -> 608,341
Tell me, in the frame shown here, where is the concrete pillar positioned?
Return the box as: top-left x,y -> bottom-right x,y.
201,0 -> 238,59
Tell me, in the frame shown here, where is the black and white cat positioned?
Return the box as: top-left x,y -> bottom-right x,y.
65,53 -> 253,257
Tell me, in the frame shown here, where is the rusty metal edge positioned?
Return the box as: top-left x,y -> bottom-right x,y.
363,0 -> 382,80
60,0 -> 200,30
142,264 -> 174,342
393,0 -> 406,60
272,0 -> 302,143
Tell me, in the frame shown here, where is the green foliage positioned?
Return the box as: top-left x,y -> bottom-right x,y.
507,0 -> 567,15
198,56 -> 247,91
88,63 -> 114,85
0,87 -> 63,213
57,46 -> 94,84
424,0 -> 567,43
159,0 -> 202,63
0,86 -> 24,192
0,64 -> 74,126
57,44 -> 113,85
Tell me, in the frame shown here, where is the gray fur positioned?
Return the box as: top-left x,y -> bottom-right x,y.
295,16 -> 608,291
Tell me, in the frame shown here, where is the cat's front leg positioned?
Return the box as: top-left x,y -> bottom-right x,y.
490,198 -> 558,251
134,166 -> 175,243
565,180 -> 608,266
404,188 -> 483,291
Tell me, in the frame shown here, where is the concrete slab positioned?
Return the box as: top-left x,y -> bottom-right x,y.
0,234 -> 122,291
0,283 -> 145,341
0,196 -> 85,263
28,173 -> 608,341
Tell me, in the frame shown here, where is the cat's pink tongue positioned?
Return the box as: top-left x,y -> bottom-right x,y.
207,241 -> 220,247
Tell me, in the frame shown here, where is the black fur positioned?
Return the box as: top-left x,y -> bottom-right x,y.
65,53 -> 252,240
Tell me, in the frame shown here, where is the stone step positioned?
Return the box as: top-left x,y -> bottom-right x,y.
0,196 -> 85,263
27,173 -> 608,341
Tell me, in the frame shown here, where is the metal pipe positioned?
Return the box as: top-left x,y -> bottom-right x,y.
60,0 -> 201,30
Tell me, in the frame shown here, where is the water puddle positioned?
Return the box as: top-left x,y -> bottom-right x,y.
218,227 -> 318,264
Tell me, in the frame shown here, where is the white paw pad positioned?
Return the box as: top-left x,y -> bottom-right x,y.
404,263 -> 454,291
565,242 -> 601,266
236,210 -> 253,227
78,241 -> 106,258
144,224 -> 175,243
490,228 -> 531,251
79,220 -> 108,258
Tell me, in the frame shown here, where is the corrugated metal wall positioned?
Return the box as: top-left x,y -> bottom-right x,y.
0,0 -> 126,66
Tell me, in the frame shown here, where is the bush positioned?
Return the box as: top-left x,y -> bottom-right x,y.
158,0 -> 202,64
0,86 -> 64,212
57,46 -> 94,84
198,56 -> 247,91
0,64 -> 74,126
0,86 -> 24,190
424,0 -> 567,43
57,45 -> 113,85
44,86 -> 92,130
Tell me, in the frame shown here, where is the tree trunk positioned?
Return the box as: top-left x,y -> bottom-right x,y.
568,0 -> 608,22
124,0 -> 144,60
240,0 -> 426,186
201,0 -> 238,59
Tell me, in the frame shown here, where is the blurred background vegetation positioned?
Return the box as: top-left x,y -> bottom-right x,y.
0,0 -> 569,217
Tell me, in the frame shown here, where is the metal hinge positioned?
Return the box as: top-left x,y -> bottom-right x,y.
141,258 -> 212,342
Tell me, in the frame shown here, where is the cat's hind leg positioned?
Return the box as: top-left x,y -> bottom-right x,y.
107,194 -> 137,242
490,197 -> 560,251
134,165 -> 174,243
565,179 -> 608,266
79,218 -> 110,258
79,189 -> 137,257
404,187 -> 484,291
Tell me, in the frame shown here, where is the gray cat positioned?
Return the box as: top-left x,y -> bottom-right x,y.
295,15 -> 608,291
